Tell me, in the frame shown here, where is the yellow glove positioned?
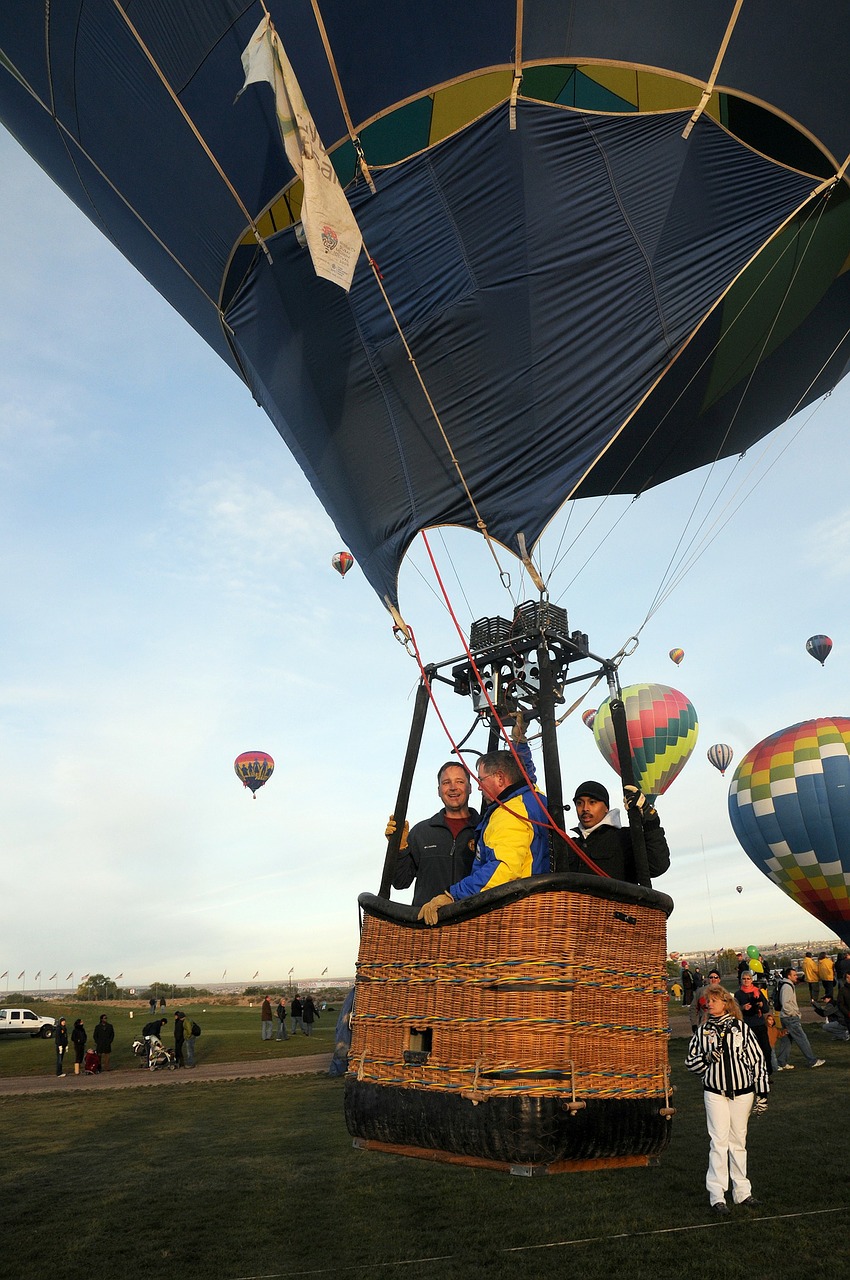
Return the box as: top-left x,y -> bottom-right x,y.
417,892 -> 453,926
385,815 -> 409,850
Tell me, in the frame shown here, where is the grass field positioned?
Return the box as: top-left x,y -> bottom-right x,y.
0,1002 -> 334,1076
2,1005 -> 848,1280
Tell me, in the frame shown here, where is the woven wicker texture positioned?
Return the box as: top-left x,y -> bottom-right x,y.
349,886 -> 669,1102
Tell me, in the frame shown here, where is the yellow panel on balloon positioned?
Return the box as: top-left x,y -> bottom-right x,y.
636,71 -> 718,119
430,73 -> 513,145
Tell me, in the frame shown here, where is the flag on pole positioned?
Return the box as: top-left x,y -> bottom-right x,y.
115,973 -> 123,980
66,972 -> 74,981
49,973 -> 57,981
252,970 -> 259,979
240,15 -> 362,291
0,971 -> 7,980
184,972 -> 191,979
17,971 -> 24,980
34,971 -> 41,980
321,968 -> 328,975
222,969 -> 227,979
81,973 -> 89,982
288,967 -> 294,975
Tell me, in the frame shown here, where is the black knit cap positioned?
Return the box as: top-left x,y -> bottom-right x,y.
573,781 -> 610,807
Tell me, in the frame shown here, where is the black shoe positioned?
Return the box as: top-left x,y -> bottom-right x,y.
710,1202 -> 730,1215
737,1196 -> 760,1207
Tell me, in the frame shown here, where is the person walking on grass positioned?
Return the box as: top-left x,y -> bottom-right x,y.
685,984 -> 768,1215
291,994 -> 304,1035
276,998 -> 288,1040
71,1019 -> 87,1076
801,952 -> 820,1003
54,1017 -> 69,1077
94,1014 -> 114,1071
261,995 -> 274,1041
774,968 -> 826,1071
184,1017 -> 198,1067
302,995 -> 319,1037
818,952 -> 835,1001
174,1011 -> 188,1067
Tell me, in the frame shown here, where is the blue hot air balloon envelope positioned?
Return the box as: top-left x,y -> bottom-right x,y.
2,3 -> 850,608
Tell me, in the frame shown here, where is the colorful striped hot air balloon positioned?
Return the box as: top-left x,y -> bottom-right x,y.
592,683 -> 698,801
707,743 -> 734,776
234,751 -> 275,798
669,648 -> 684,666
332,551 -> 355,578
729,718 -> 850,949
581,709 -> 597,730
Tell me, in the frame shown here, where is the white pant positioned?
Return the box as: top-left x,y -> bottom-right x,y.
703,1091 -> 753,1205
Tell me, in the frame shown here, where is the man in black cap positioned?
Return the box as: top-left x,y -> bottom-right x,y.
567,780 -> 670,883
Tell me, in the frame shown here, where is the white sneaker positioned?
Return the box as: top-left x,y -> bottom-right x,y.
779,1064 -> 794,1071
811,1059 -> 826,1068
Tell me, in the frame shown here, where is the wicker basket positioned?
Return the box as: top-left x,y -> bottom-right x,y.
345,873 -> 674,1172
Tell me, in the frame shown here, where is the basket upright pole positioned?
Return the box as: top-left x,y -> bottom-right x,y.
378,674 -> 431,899
607,681 -> 651,887
537,639 -> 568,871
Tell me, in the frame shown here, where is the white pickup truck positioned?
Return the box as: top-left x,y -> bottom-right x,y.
0,1008 -> 56,1038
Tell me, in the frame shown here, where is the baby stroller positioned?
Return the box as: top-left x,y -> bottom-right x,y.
132,1035 -> 177,1070
84,1049 -> 101,1075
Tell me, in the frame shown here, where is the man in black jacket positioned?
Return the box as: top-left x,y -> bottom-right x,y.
391,762 -> 479,910
567,780 -> 670,883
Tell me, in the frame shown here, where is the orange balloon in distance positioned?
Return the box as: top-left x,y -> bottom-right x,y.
234,751 -> 274,799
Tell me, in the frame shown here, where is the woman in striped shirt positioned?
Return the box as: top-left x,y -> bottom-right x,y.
685,984 -> 769,1214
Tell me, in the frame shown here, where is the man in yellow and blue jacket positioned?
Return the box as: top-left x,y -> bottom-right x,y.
418,747 -> 551,925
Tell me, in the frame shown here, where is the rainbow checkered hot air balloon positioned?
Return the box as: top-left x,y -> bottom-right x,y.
592,683 -> 698,801
729,718 -> 850,950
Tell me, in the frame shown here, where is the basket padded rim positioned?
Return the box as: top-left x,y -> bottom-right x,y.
359,871 -> 673,927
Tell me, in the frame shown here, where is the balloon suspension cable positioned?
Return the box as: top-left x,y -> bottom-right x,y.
114,1 -> 273,265
509,0 -> 524,130
418,531 -> 605,875
516,532 -> 547,595
682,0 -> 744,139
365,256 -> 513,597
638,186 -> 838,628
305,0 -> 376,192
549,182 -> 838,635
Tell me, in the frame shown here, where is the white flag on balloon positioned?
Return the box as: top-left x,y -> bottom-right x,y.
240,15 -> 362,292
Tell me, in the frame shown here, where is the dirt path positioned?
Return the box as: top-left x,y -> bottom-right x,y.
0,1053 -> 333,1097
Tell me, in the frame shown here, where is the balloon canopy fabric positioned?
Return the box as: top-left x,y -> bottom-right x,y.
234,750 -> 275,795
806,634 -> 833,665
707,743 -> 734,776
729,718 -> 850,950
3,4 -> 850,608
592,683 -> 699,801
581,709 -> 597,730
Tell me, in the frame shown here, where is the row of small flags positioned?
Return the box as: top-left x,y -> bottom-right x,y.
1,967 -> 325,982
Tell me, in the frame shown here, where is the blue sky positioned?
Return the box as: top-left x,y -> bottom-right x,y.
2,125 -> 849,991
